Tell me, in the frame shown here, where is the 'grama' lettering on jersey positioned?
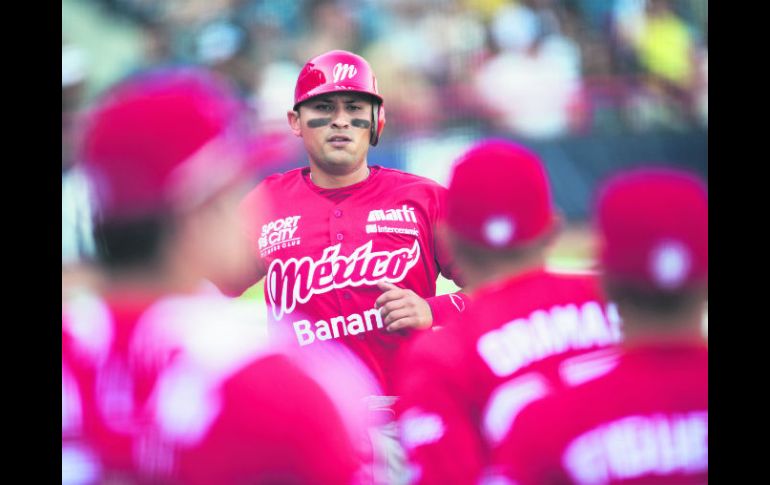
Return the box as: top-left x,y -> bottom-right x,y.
477,301 -> 622,378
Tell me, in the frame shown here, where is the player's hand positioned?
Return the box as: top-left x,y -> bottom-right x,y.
375,281 -> 433,332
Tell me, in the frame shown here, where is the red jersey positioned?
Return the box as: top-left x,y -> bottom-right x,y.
62,288 -> 376,484
484,342 -> 708,485
394,268 -> 622,485
236,165 -> 467,394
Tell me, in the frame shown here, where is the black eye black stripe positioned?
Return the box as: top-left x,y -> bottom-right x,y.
307,118 -> 332,128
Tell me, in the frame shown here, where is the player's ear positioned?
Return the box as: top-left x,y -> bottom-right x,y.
287,110 -> 302,137
437,223 -> 463,266
542,211 -> 564,248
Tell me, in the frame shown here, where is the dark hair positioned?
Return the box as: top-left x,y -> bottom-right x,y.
449,234 -> 546,269
603,279 -> 706,318
93,214 -> 174,273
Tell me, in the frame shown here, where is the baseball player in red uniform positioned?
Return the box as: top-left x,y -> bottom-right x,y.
393,139 -> 623,485
230,50 -> 468,404
62,68 -> 377,485
482,168 -> 708,485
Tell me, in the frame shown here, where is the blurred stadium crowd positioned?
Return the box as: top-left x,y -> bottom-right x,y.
64,0 -> 707,140
63,0 -> 708,267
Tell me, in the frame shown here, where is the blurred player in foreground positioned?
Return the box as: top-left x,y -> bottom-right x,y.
227,49 -> 469,483
483,168 -> 708,484
62,67 -> 377,485
394,139 -> 622,485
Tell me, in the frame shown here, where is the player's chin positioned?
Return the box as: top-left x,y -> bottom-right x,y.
320,153 -> 360,173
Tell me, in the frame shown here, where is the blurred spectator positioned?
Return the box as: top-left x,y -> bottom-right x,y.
610,0 -> 703,130
193,17 -> 257,101
371,0 -> 486,137
251,59 -> 303,131
693,45 -> 707,127
463,0 -> 513,23
295,0 -> 363,63
223,0 -> 306,68
609,0 -> 647,73
362,1 -> 445,137
635,0 -> 699,122
137,14 -> 176,68
568,0 -> 616,32
474,1 -> 583,139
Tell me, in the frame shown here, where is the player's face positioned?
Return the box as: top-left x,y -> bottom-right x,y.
288,93 -> 373,175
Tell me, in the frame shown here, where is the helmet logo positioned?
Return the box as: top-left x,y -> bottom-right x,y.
332,63 -> 358,83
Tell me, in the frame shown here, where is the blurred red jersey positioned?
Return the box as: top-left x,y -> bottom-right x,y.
62,288 -> 374,485
483,342 -> 708,485
236,166 -> 467,394
394,268 -> 622,485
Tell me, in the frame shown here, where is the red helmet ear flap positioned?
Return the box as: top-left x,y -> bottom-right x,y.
370,101 -> 386,146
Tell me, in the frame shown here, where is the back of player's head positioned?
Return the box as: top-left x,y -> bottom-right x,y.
445,139 -> 556,253
80,67 -> 257,270
594,168 -> 708,314
293,49 -> 386,146
81,67 -> 254,220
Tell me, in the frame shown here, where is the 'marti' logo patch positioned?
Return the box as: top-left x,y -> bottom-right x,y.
365,205 -> 420,237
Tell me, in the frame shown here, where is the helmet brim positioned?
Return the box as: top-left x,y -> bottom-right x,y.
293,85 -> 384,111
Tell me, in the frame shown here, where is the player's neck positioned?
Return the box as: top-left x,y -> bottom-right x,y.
619,304 -> 707,347
621,323 -> 706,348
463,253 -> 546,292
308,162 -> 370,189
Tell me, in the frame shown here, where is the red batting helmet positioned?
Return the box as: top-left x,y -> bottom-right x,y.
293,50 -> 386,146
81,67 -> 256,219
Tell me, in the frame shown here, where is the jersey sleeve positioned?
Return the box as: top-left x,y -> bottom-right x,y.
394,329 -> 485,485
425,292 -> 471,329
210,183 -> 269,297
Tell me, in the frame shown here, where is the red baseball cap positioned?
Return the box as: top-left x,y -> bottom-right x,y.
445,139 -> 556,249
81,67 -> 258,220
595,168 -> 708,291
